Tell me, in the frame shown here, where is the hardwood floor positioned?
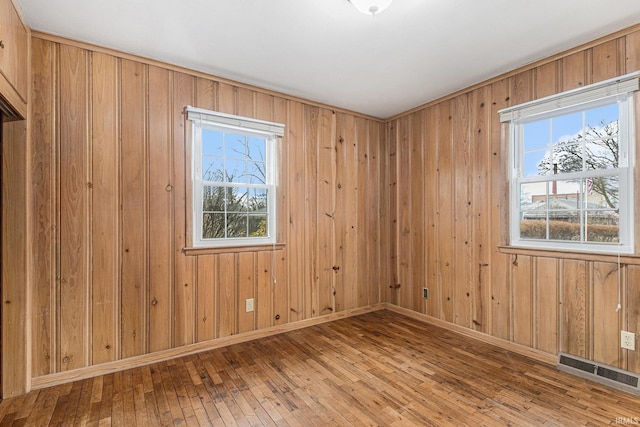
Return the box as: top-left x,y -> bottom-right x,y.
1,310 -> 639,426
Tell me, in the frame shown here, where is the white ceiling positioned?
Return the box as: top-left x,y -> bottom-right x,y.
16,0 -> 640,118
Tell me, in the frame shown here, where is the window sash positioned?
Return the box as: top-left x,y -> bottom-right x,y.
507,83 -> 635,254
189,107 -> 281,248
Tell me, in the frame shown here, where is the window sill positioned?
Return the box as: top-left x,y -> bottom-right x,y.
498,245 -> 640,264
183,243 -> 285,256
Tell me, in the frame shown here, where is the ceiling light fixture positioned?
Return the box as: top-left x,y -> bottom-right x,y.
349,0 -> 393,15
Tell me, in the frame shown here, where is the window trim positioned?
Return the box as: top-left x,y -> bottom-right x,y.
186,106 -> 284,248
500,74 -> 638,255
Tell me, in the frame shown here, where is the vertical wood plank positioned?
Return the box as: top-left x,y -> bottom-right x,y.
470,87 -> 491,333
120,59 -> 148,358
334,113 -> 347,312
2,118 -> 29,395
424,107 -> 440,318
196,255 -> 216,342
625,30 -> 640,72
452,94 -> 471,327
627,265 -> 640,373
303,105 -> 319,317
535,257 -> 559,355
512,255 -> 533,347
378,120 -> 391,306
273,248 -> 288,325
195,78 -> 217,111
90,52 -> 120,365
30,37 -> 57,377
317,108 -> 335,315
272,97 -> 289,325
342,112 -> 360,312
237,252 -> 255,333
409,112 -> 425,313
356,117 -> 370,308
256,251 -> 272,329
562,51 -> 587,90
436,101 -> 453,322
562,259 -> 588,358
396,115 -> 412,310
218,254 -> 236,337
592,39 -> 620,82
489,79 -> 511,340
387,119 -> 398,305
287,101 -> 305,322
592,262 -> 621,367
367,121 -> 383,307
217,83 -> 235,115
58,44 -> 90,371
534,61 -> 559,105
147,65 -> 173,352
172,72 -> 196,347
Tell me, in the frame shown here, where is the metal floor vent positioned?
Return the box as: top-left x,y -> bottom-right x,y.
557,353 -> 640,396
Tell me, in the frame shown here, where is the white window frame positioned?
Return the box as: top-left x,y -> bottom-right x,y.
499,73 -> 638,254
186,106 -> 284,248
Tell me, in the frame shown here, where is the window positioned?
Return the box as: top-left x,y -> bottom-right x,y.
500,73 -> 638,254
186,106 -> 284,247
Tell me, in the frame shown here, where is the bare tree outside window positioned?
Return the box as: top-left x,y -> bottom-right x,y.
536,119 -> 619,208
201,132 -> 269,240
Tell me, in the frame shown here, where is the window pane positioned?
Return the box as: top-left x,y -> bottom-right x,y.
225,158 -> 246,182
554,179 -> 581,197
202,185 -> 226,211
247,137 -> 266,162
552,111 -> 582,144
226,213 -> 248,237
202,129 -> 223,156
520,182 -> 547,211
248,188 -> 268,212
585,103 -> 618,131
246,161 -> 266,184
225,133 -> 247,159
227,187 -> 248,212
523,120 -> 550,151
585,210 -> 619,243
549,142 -> 583,175
520,219 -> 547,240
202,156 -> 224,182
586,175 -> 618,209
523,150 -> 551,177
249,214 -> 268,237
584,139 -> 618,170
548,213 -> 580,241
202,213 -> 225,239
520,182 -> 547,239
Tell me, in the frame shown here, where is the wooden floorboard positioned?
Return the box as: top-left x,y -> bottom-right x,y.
2,310 -> 640,426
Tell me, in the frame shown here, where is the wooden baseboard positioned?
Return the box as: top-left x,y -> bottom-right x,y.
31,302 -> 558,391
31,304 -> 385,390
382,303 -> 558,366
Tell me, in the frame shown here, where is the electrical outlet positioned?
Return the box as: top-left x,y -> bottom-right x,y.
621,331 -> 635,350
246,298 -> 254,313
423,288 -> 429,299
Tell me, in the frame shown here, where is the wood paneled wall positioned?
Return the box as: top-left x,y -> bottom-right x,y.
387,27 -> 640,374
29,36 -> 388,379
